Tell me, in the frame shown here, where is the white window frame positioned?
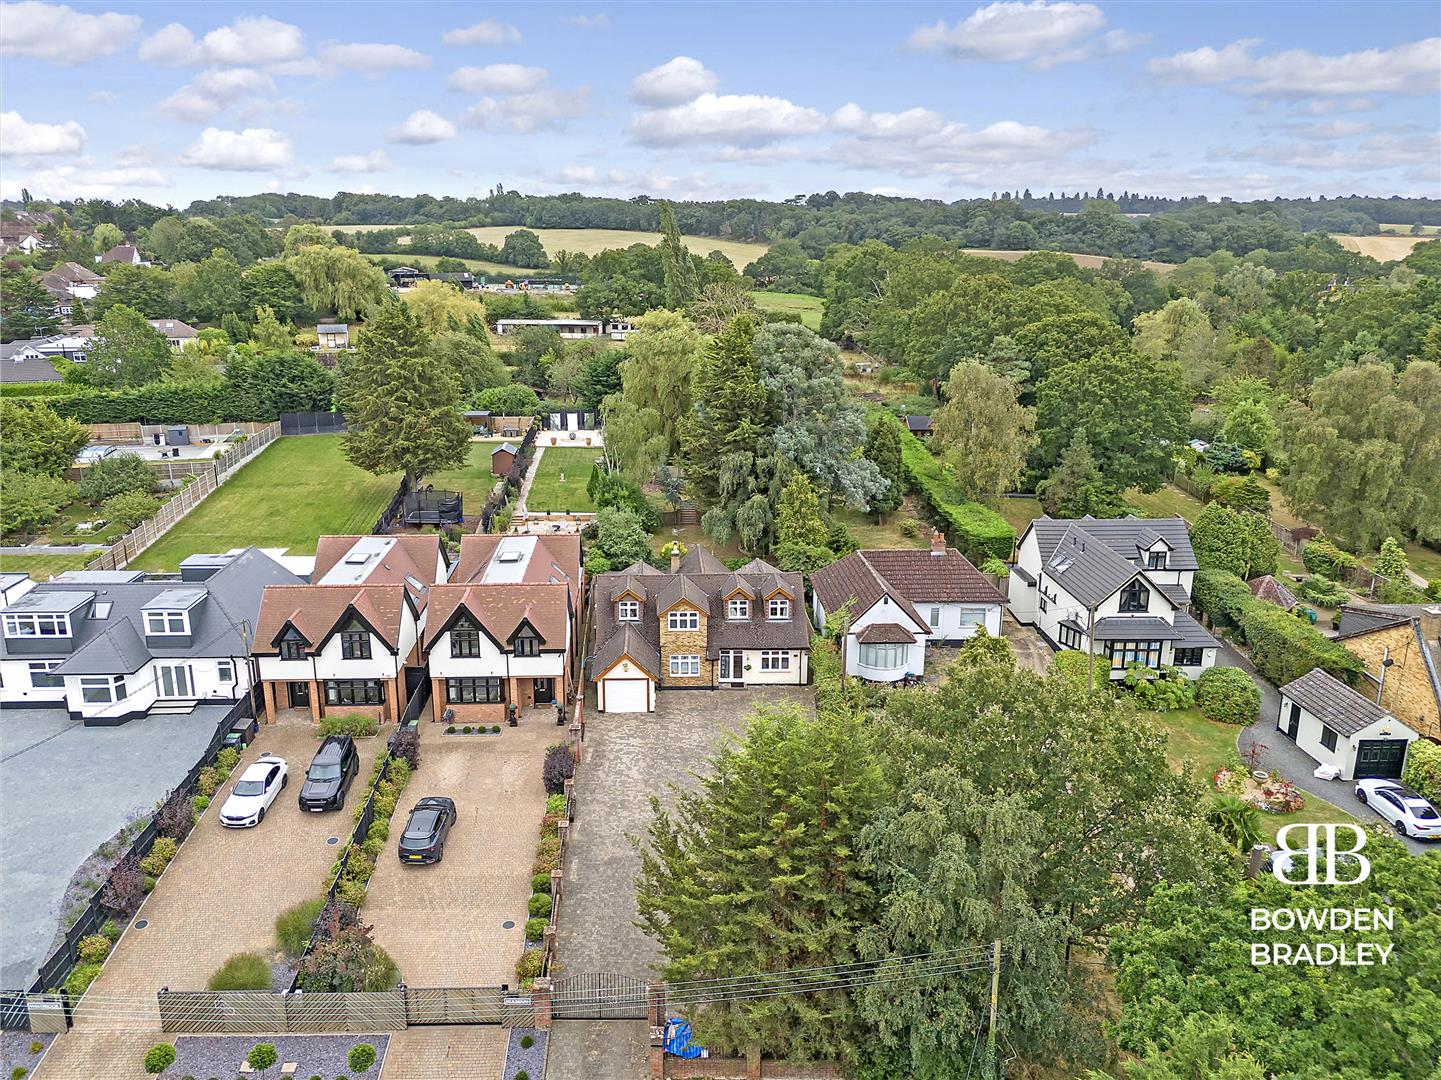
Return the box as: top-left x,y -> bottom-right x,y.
759,650 -> 790,671
667,609 -> 700,632
767,597 -> 790,620
217,660 -> 235,683
3,612 -> 70,638
79,675 -> 127,704
858,642 -> 906,669
669,653 -> 700,677
144,610 -> 189,636
929,606 -> 941,627
28,661 -> 64,688
727,598 -> 749,620
617,599 -> 640,623
958,607 -> 987,628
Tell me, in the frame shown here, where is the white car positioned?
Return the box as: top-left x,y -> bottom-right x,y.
219,754 -> 288,828
1355,778 -> 1441,840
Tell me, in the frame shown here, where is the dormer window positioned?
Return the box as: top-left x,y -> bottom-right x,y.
617,599 -> 640,623
340,618 -> 371,660
514,634 -> 539,658
144,610 -> 188,636
3,613 -> 70,638
279,628 -> 306,660
668,609 -> 700,632
1119,580 -> 1150,613
1145,551 -> 1168,570
451,616 -> 481,658
767,597 -> 790,620
727,598 -> 749,620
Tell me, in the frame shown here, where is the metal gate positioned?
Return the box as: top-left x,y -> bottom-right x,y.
551,971 -> 650,1020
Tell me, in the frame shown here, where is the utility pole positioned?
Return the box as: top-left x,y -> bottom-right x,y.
986,938 -> 1002,1068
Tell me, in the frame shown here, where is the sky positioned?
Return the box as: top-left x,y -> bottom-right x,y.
1,0 -> 1438,209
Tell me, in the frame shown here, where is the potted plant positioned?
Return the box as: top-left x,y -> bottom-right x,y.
508,703 -> 519,727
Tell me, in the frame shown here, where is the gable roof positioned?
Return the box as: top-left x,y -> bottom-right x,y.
809,550 -> 931,632
253,583 -> 412,654
424,582 -> 570,652
453,533 -> 580,594
311,534 -> 449,608
1281,667 -> 1391,737
147,318 -> 198,339
0,353 -> 61,382
593,625 -> 660,682
98,244 -> 139,263
854,548 -> 1005,605
1025,515 -> 1198,572
1041,523 -> 1174,610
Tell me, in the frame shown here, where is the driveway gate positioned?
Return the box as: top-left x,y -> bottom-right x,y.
551,972 -> 650,1020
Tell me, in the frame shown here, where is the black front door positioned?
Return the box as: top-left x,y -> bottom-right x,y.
1283,702 -> 1300,740
288,681 -> 310,708
1355,739 -> 1407,779
533,678 -> 554,705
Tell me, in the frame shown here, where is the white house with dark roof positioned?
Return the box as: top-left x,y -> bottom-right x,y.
810,533 -> 1005,682
1009,515 -> 1219,679
1278,667 -> 1419,780
0,550 -> 301,724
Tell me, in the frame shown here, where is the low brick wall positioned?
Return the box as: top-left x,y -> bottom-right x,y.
666,1057 -> 845,1079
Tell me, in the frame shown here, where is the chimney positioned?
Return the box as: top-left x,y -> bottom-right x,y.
670,547 -> 681,574
930,531 -> 946,556
1421,606 -> 1441,647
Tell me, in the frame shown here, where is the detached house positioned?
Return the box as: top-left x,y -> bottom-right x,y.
1334,603 -> 1441,742
0,550 -> 301,724
810,535 -> 1006,682
591,546 -> 810,713
1009,515 -> 1219,678
96,244 -> 144,265
0,223 -> 43,255
252,535 -> 451,723
424,534 -> 582,723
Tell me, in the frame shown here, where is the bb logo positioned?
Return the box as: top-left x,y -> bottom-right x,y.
1272,824 -> 1370,885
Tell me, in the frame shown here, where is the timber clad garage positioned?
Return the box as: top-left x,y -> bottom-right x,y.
1277,668 -> 1419,780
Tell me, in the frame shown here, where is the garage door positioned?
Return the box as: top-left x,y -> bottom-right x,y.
1355,739 -> 1407,779
601,678 -> 651,713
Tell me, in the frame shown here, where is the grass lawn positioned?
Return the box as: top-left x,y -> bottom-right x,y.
1149,707 -> 1356,843
525,446 -> 602,513
420,442 -> 499,523
752,290 -> 823,330
130,436 -> 400,570
998,496 -> 1042,535
1125,483 -> 1205,523
835,502 -> 932,549
0,553 -> 94,581
651,524 -> 746,562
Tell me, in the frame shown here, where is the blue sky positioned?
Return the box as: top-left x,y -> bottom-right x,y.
1,1 -> 1437,207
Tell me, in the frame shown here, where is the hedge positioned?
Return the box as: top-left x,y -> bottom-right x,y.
0,382 -> 73,398
1,384 -> 235,424
898,428 -> 1015,563
1192,569 -> 1255,631
1196,666 -> 1261,725
1401,739 -> 1441,804
1302,537 -> 1358,579
1241,603 -> 1365,689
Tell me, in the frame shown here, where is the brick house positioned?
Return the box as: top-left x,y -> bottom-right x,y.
1335,603 -> 1441,742
251,535 -> 451,723
423,534 -> 582,724
591,546 -> 810,713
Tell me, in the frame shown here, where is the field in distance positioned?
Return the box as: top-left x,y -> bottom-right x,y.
1378,223 -> 1440,236
332,225 -> 770,270
1333,234 -> 1435,261
962,248 -> 1176,273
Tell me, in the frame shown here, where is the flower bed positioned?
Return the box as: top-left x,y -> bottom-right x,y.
443,724 -> 504,736
1212,765 -> 1304,813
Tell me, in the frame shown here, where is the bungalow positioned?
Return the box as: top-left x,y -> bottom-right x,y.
42,262 -> 103,302
148,319 -> 198,349
316,323 -> 351,350
251,535 -> 452,723
423,534 -> 582,723
591,546 -> 810,713
96,244 -> 144,265
494,318 -> 604,339
0,342 -> 61,383
1277,667 -> 1419,781
810,534 -> 1006,682
1009,515 -> 1220,679
0,222 -> 43,255
0,550 -> 301,724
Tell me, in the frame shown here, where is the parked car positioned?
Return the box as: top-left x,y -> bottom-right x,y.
1355,779 -> 1441,839
398,796 -> 457,864
298,735 -> 359,811
219,754 -> 288,828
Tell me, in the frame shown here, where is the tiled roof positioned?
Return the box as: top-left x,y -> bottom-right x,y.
1027,515 -> 1198,571
1090,616 -> 1187,641
1281,668 -> 1390,737
656,576 -> 710,614
311,534 -> 449,608
1171,611 -> 1220,650
1248,575 -> 1298,611
593,625 -> 660,682
1042,524 -> 1153,609
253,583 -> 411,653
424,583 -> 570,652
97,244 -> 138,263
453,533 -> 580,590
856,548 -> 1005,604
856,622 -> 919,644
810,551 -> 930,632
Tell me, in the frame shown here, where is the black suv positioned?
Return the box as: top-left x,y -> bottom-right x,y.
298,735 -> 358,811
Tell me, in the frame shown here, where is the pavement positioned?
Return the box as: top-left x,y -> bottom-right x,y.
1001,614 -> 1053,676
1226,641 -> 1431,856
0,545 -> 104,555
378,1027 -> 507,1080
365,719 -> 556,987
0,705 -> 226,989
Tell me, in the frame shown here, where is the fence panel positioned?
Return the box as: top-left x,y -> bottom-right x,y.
280,411 -> 346,436
405,986 -> 503,1025
285,991 -> 406,1032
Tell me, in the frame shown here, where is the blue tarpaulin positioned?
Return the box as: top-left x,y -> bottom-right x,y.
665,1017 -> 706,1059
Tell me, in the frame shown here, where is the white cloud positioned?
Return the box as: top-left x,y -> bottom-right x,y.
443,19 -> 521,46
1239,131 -> 1441,171
180,126 -> 293,170
0,111 -> 85,156
462,88 -> 590,133
113,144 -> 153,167
330,149 -> 393,172
448,63 -> 548,93
630,92 -> 826,146
1147,38 -> 1441,96
88,90 -> 118,106
0,1 -> 140,64
317,42 -> 431,71
388,109 -> 457,143
562,14 -> 609,29
159,68 -> 276,123
0,163 -> 170,201
139,16 -> 305,67
630,56 -> 717,105
908,1 -> 1113,67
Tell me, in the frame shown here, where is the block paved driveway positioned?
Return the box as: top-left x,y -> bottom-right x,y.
0,706 -> 224,990
365,720 -> 555,988
547,687 -> 812,1080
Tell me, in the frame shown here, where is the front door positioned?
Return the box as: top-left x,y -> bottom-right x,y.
533,678 -> 554,705
288,681 -> 310,708
719,650 -> 742,682
156,664 -> 192,698
1284,702 -> 1300,740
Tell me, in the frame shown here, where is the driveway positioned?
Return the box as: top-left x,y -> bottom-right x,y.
0,706 -> 226,989
547,686 -> 811,1080
1002,613 -> 1053,676
1226,642 -> 1431,856
365,720 -> 555,987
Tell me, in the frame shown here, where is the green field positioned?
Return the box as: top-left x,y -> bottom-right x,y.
835,505 -> 932,550
0,552 -> 95,581
1125,483 -> 1205,523
421,442 -> 500,521
131,436 -> 400,570
525,446 -> 602,513
752,290 -> 824,330
337,225 -> 770,272
361,252 -> 539,281
998,496 -> 1043,535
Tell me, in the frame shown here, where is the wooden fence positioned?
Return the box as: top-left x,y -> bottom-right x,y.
87,421 -> 272,444
83,423 -> 280,571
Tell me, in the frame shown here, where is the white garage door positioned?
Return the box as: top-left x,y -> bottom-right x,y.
601,678 -> 651,713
